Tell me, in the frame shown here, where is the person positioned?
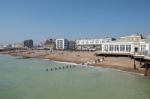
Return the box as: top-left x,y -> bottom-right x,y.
95,60 -> 97,63
102,57 -> 105,61
98,59 -> 100,62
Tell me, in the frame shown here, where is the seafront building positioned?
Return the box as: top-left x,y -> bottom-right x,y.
75,38 -> 114,51
43,39 -> 56,50
146,36 -> 150,55
24,40 -> 33,48
56,39 -> 68,50
3,44 -> 12,49
101,34 -> 150,55
12,43 -> 24,48
0,43 -> 4,50
146,43 -> 150,55
148,43 -> 150,54
68,40 -> 76,50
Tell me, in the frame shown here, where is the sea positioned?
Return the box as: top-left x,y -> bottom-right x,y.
0,54 -> 150,99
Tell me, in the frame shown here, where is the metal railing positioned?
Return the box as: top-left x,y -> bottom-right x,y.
135,51 -> 150,57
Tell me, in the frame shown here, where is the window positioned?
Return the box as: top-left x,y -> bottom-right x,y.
81,41 -> 84,44
109,45 -> 113,51
86,41 -> 89,44
106,39 -> 110,42
126,45 -> 131,52
140,45 -> 146,52
90,40 -> 94,44
120,45 -> 125,52
95,40 -> 99,44
114,45 -> 119,52
105,45 -> 108,51
123,45 -> 125,51
77,41 -> 79,45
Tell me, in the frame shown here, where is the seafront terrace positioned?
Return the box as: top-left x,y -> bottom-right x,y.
144,53 -> 150,60
96,50 -> 150,60
134,51 -> 150,60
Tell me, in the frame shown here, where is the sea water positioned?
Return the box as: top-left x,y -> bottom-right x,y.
0,55 -> 150,99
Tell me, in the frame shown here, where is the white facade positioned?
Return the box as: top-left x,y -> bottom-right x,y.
0,43 -> 4,50
145,34 -> 150,55
102,42 -> 134,54
102,41 -> 148,55
100,34 -> 150,55
146,43 -> 150,54
139,42 -> 147,53
118,35 -> 143,42
3,44 -> 12,48
76,38 -> 112,45
56,39 -> 68,50
12,43 -> 24,48
75,38 -> 113,51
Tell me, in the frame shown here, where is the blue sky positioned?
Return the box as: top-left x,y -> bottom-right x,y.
0,0 -> 150,43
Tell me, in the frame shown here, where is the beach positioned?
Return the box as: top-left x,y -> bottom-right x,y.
0,50 -> 147,75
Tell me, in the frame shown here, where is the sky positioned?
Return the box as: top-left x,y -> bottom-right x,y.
0,0 -> 150,44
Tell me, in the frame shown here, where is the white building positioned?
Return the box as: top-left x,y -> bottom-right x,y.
76,38 -> 114,51
145,35 -> 150,54
102,42 -> 134,54
146,43 -> 150,54
56,39 -> 68,50
12,43 -> 24,48
101,34 -> 149,55
117,34 -> 147,42
0,43 -> 4,50
43,39 -> 56,50
3,44 -> 12,49
102,41 -> 147,55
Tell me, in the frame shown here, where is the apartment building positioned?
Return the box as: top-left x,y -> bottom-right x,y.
56,39 -> 68,50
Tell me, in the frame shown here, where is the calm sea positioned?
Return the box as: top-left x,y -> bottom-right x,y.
0,55 -> 150,99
